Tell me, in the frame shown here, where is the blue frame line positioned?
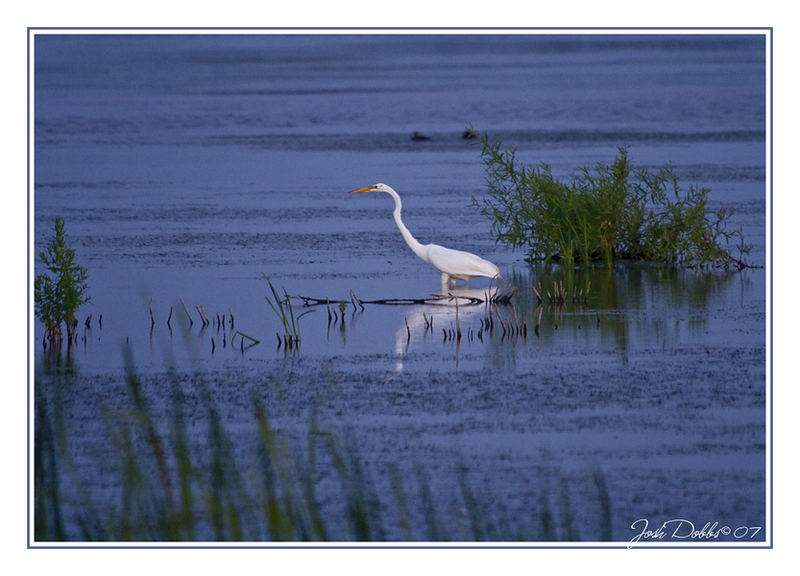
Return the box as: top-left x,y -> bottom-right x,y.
26,26 -> 774,550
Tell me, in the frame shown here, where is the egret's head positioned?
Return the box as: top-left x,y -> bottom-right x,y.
350,183 -> 390,194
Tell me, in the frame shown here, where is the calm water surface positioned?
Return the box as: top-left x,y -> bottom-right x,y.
34,33 -> 766,371
32,33 -> 768,542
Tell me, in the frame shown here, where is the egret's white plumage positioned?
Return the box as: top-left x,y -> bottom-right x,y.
350,183 -> 501,288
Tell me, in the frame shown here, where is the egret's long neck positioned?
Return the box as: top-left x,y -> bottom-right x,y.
386,189 -> 427,259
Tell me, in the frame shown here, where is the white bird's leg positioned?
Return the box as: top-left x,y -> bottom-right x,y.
441,273 -> 450,290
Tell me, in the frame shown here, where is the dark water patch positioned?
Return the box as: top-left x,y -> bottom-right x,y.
35,179 -> 132,191
200,129 -> 766,154
674,164 -> 766,183
489,128 -> 766,145
35,120 -> 766,152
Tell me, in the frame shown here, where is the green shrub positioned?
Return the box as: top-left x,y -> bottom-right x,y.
34,217 -> 90,345
474,134 -> 751,269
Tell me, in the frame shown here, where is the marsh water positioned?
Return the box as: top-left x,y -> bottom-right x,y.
33,33 -> 767,543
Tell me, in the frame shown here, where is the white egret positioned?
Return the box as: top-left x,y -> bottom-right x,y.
350,183 -> 502,288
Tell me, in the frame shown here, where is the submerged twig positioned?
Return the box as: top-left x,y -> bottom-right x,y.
454,297 -> 462,341
232,331 -> 260,352
196,305 -> 210,328
232,330 -> 259,344
533,282 -> 543,305
350,290 -> 365,312
291,293 -> 486,307
179,297 -> 193,327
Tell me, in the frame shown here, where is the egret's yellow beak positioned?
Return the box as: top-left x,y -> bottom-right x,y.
350,185 -> 377,194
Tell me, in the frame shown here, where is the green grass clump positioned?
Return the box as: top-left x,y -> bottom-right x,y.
264,275 -> 313,348
34,217 -> 90,346
474,134 -> 751,269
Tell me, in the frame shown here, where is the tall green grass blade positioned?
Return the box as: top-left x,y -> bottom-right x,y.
33,386 -> 65,541
170,386 -> 195,540
389,465 -> 413,541
416,464 -> 445,541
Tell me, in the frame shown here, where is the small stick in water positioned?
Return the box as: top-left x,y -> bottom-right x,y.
232,331 -> 260,345
350,289 -> 365,311
455,299 -> 462,340
180,297 -> 193,327
197,305 -> 211,327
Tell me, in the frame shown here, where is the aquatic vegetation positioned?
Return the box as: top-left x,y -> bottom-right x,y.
264,275 -> 313,349
33,357 -> 614,542
131,285 -> 533,361
532,279 -> 591,307
474,133 -> 752,269
34,217 -> 90,347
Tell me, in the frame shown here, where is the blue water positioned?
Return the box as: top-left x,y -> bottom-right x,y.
32,32 -> 768,543
33,33 -> 766,367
